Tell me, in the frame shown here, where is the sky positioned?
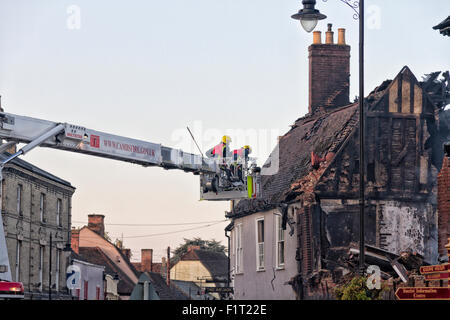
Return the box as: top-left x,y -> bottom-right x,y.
0,0 -> 448,262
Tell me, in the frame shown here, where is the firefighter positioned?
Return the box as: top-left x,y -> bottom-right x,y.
206,135 -> 232,163
230,145 -> 251,182
206,136 -> 233,180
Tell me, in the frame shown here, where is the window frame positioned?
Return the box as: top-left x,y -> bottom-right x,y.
56,198 -> 62,227
84,281 -> 89,300
275,214 -> 285,269
96,286 -> 101,300
255,217 -> 265,271
234,223 -> 243,274
40,193 -> 46,223
16,184 -> 22,215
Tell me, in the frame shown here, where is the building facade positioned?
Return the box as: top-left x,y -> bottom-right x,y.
170,246 -> 228,298
229,211 -> 297,299
71,214 -> 139,300
71,258 -> 105,300
227,26 -> 449,300
1,152 -> 75,299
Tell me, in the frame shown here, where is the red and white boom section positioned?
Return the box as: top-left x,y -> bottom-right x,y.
0,112 -> 261,201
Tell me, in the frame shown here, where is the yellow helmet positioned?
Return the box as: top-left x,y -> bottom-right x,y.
243,145 -> 252,154
222,135 -> 232,144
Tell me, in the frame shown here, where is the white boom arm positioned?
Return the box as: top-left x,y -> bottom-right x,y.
0,112 -> 261,201
0,112 -> 219,173
0,111 -> 262,281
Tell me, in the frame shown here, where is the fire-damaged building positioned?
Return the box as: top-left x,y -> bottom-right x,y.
226,25 -> 450,300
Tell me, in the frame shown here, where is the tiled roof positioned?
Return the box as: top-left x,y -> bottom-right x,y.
181,249 -> 228,279
133,272 -> 188,300
77,247 -> 136,295
233,103 -> 359,216
1,152 -> 74,188
171,280 -> 215,300
132,262 -> 162,274
78,227 -> 139,285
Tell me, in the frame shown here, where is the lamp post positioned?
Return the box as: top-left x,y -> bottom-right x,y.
292,0 -> 366,275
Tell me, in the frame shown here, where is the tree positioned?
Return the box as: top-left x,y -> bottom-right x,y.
171,237 -> 226,264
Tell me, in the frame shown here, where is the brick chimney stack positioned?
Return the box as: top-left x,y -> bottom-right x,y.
71,228 -> 80,254
308,24 -> 351,114
88,214 -> 105,237
141,249 -> 153,272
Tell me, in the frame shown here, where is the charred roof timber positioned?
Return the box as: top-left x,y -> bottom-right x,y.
433,16 -> 450,37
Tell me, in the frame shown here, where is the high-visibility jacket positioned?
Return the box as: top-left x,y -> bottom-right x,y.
233,147 -> 250,162
212,142 -> 226,158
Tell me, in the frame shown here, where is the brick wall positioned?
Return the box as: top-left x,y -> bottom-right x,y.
308,25 -> 350,114
437,154 -> 450,257
87,214 -> 105,237
2,165 -> 75,297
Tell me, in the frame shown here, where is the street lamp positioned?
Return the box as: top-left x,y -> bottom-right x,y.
292,0 -> 366,275
291,0 -> 327,33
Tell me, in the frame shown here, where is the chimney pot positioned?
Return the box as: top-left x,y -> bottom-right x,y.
338,28 -> 346,45
325,24 -> 334,44
313,31 -> 322,44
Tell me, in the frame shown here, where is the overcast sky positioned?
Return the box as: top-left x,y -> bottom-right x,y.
0,1 -> 448,262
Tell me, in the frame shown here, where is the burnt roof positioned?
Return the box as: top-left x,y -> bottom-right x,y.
180,249 -> 228,278
233,103 -> 359,216
433,16 -> 450,36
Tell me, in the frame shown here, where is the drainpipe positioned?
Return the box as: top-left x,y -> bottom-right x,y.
166,247 -> 170,286
225,230 -> 230,287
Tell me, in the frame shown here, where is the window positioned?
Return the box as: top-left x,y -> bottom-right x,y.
39,246 -> 44,292
276,215 -> 285,268
235,224 -> 243,274
84,281 -> 89,300
56,199 -> 62,227
15,241 -> 21,282
55,249 -> 60,291
256,218 -> 265,271
40,193 -> 46,222
76,288 -> 80,300
96,286 -> 101,300
16,185 -> 22,215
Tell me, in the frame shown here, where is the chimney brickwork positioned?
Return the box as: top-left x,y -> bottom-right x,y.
71,229 -> 80,254
88,214 -> 105,237
141,249 -> 153,272
308,24 -> 351,114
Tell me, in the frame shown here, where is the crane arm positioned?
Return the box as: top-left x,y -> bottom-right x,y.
0,112 -> 218,174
